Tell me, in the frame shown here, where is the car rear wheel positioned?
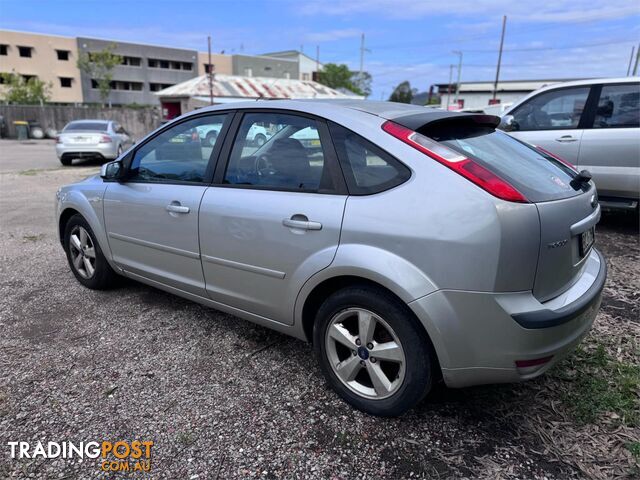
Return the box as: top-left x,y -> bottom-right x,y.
64,214 -> 118,289
205,131 -> 218,147
314,285 -> 434,416
254,133 -> 266,147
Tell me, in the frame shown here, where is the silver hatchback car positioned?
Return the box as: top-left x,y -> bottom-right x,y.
56,100 -> 606,416
56,120 -> 133,166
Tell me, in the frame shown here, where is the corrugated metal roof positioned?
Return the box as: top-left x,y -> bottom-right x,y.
155,74 -> 362,100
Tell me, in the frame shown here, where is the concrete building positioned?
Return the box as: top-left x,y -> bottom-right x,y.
261,50 -> 321,81
433,79 -> 585,110
0,30 -> 83,103
156,73 -> 363,120
77,37 -> 199,105
231,54 -> 298,79
197,52 -> 232,76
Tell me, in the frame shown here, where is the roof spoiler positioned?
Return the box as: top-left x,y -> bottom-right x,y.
391,111 -> 501,132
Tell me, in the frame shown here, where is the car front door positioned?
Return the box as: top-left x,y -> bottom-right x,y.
506,86 -> 592,165
577,82 -> 640,200
103,113 -> 229,296
198,111 -> 347,324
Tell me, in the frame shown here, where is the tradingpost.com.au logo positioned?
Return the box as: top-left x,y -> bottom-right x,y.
8,440 -> 154,472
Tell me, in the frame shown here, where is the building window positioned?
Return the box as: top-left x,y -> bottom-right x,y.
0,45 -> 7,56
244,67 -> 253,77
148,58 -> 192,70
181,62 -> 192,71
60,77 -> 73,88
204,63 -> 214,74
149,83 -> 174,92
121,56 -> 141,67
22,74 -> 36,82
18,46 -> 33,58
56,50 -> 70,61
91,79 -> 143,91
302,73 -> 310,81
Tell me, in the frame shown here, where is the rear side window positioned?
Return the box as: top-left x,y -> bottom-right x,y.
593,83 -> 639,128
329,122 -> 410,195
424,122 -> 580,202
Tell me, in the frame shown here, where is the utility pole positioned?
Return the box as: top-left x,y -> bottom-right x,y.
207,36 -> 214,105
626,45 -> 635,76
453,51 -> 463,107
492,15 -> 507,101
316,45 -> 320,81
446,64 -> 453,110
359,33 -> 371,95
633,43 -> 640,76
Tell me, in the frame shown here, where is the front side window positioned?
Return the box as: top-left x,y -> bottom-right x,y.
593,83 -> 640,129
224,112 -> 333,192
129,114 -> 227,184
512,87 -> 590,131
329,123 -> 411,195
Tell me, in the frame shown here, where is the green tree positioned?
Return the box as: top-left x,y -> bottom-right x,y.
317,63 -> 369,97
77,44 -> 122,106
388,81 -> 415,104
0,73 -> 51,104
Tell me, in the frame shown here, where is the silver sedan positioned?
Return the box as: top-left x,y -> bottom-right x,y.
55,100 -> 606,416
56,120 -> 133,166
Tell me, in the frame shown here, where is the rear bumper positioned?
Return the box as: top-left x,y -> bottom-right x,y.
408,248 -> 606,388
56,143 -> 118,160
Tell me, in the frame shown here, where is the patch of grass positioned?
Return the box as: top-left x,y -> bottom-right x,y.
627,441 -> 640,462
554,344 -> 639,426
23,234 -> 44,242
176,431 -> 196,446
18,169 -> 40,176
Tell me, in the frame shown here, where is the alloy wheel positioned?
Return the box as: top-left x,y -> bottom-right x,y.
69,226 -> 96,279
325,308 -> 406,399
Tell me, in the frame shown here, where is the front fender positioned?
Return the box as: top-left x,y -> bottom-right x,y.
57,183 -> 121,273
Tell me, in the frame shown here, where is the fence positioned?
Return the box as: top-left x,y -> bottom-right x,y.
0,104 -> 162,140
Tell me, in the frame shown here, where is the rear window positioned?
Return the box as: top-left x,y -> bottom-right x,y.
423,123 -> 580,202
64,122 -> 109,132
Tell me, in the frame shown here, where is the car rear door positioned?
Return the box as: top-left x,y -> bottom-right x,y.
576,82 -> 640,202
103,113 -> 230,296
506,85 -> 592,165
198,111 -> 347,325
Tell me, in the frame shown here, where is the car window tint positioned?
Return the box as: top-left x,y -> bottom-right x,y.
512,87 -> 590,131
593,83 -> 640,128
224,113 -> 332,192
64,122 -> 109,132
329,122 -> 410,195
129,114 -> 227,183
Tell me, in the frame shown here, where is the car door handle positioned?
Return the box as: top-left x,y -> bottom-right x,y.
282,217 -> 322,230
166,203 -> 190,214
555,135 -> 578,143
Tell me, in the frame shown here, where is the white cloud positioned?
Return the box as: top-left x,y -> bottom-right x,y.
304,28 -> 361,42
296,0 -> 639,23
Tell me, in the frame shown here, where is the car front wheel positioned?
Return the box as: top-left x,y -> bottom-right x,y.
314,285 -> 435,416
64,214 -> 118,289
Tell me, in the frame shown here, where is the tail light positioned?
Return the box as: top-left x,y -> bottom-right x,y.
99,135 -> 112,143
382,121 -> 528,203
535,145 -> 577,172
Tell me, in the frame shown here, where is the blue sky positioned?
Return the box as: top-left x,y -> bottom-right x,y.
1,0 -> 638,98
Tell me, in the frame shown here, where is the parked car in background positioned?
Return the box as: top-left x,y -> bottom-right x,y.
56,120 -> 134,166
500,78 -> 640,211
197,122 -> 270,147
56,100 -> 605,416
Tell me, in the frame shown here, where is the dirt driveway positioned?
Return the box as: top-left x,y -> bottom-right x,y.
0,140 -> 638,479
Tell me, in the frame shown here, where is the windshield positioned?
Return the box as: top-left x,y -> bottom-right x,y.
425,125 -> 581,202
64,122 -> 109,132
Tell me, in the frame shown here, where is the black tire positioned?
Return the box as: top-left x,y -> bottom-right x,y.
313,285 -> 435,417
254,133 -> 266,147
63,214 -> 118,289
60,156 -> 72,166
205,131 -> 218,147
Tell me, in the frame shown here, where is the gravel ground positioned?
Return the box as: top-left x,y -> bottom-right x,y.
0,141 -> 638,479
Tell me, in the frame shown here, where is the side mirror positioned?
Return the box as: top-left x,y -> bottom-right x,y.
499,114 -> 519,132
100,160 -> 124,181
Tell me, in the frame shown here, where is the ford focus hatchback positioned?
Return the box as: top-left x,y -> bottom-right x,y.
56,100 -> 606,416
